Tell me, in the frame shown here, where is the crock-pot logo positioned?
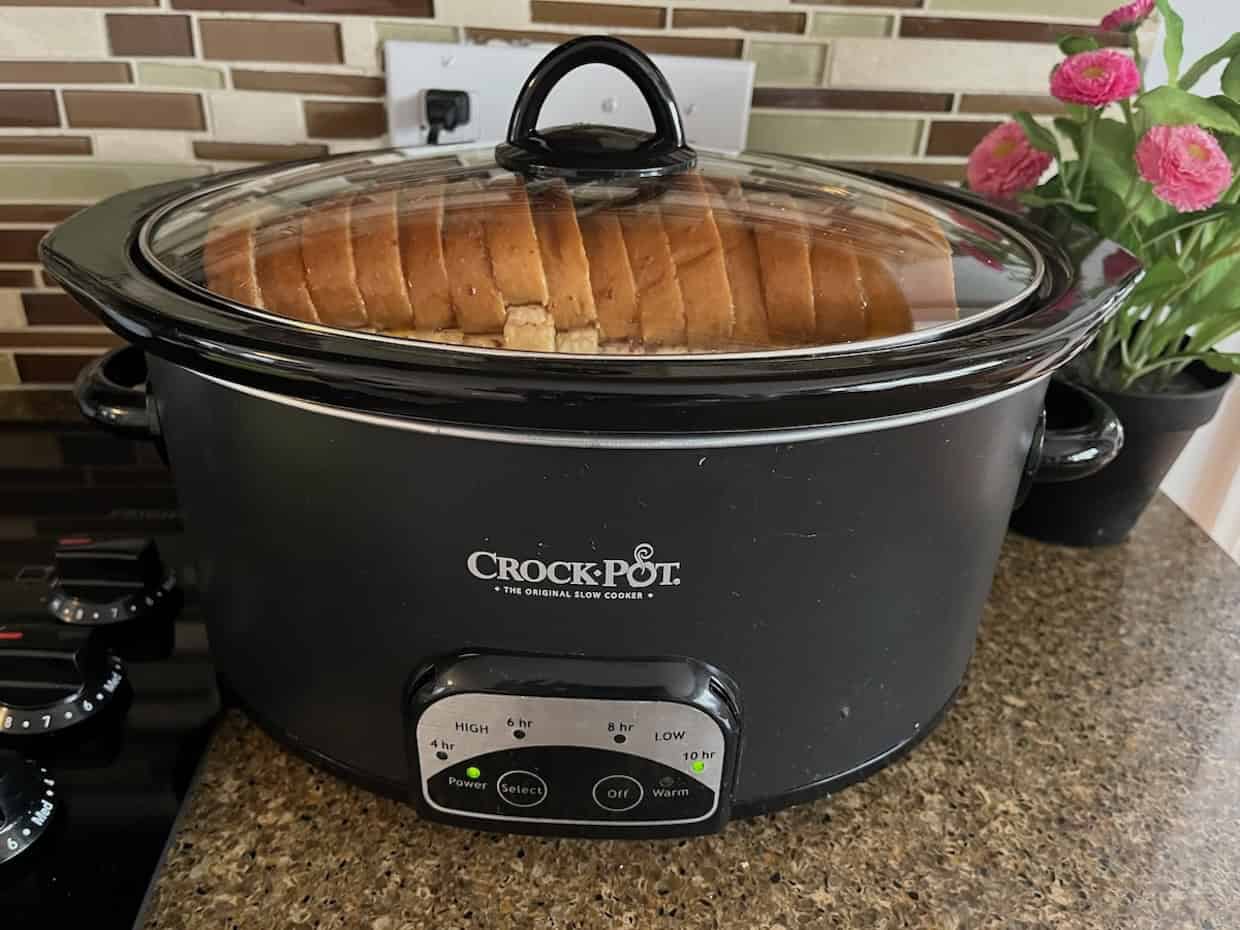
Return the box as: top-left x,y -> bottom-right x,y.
467,543 -> 681,590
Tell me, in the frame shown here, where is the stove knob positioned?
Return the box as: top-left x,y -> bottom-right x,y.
0,751 -> 58,867
47,538 -> 178,626
0,621 -> 126,736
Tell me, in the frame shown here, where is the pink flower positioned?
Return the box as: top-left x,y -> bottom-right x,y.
1050,49 -> 1141,106
966,121 -> 1053,198
1135,125 -> 1234,212
1100,0 -> 1155,30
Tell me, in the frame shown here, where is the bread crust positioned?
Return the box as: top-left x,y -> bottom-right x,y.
579,208 -> 639,342
352,189 -> 414,330
661,174 -> 734,348
398,184 -> 456,330
530,179 -> 597,330
302,198 -> 368,327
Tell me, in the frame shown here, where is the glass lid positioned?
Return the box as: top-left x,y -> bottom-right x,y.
142,41 -> 1043,359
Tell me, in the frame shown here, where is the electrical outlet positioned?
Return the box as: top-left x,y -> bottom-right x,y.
385,41 -> 754,151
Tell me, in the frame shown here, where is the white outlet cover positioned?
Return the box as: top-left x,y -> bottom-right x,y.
385,41 -> 754,152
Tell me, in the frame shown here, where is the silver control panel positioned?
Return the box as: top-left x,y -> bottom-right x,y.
415,693 -> 727,827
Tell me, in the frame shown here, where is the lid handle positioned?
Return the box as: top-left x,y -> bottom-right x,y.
495,36 -> 696,179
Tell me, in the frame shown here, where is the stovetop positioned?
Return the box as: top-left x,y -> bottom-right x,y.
0,421 -> 218,928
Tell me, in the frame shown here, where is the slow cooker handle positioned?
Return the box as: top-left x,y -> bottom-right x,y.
495,35 -> 696,179
1026,378 -> 1124,485
74,345 -> 160,440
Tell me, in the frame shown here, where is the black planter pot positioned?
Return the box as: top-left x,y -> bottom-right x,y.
1011,360 -> 1233,546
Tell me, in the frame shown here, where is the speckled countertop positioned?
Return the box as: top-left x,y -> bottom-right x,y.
140,496 -> 1240,930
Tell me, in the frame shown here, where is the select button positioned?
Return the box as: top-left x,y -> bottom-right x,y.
592,774 -> 644,812
496,770 -> 548,808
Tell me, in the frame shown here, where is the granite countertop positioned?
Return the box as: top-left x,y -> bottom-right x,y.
140,496 -> 1240,930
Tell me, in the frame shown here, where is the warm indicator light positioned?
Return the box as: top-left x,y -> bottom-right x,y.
691,760 -> 706,774
465,766 -> 482,780
0,632 -> 23,640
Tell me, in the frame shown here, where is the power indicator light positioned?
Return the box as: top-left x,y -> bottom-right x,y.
465,766 -> 482,780
691,760 -> 706,774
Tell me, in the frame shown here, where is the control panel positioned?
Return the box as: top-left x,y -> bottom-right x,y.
406,654 -> 739,838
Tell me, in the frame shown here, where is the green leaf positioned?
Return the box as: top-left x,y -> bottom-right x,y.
1141,204 -> 1240,248
1179,33 -> 1240,91
1156,0 -> 1185,85
1019,191 -> 1097,212
1208,96 -> 1240,163
1127,257 -> 1186,307
1224,54 -> 1240,103
1012,110 -> 1059,156
1137,86 -> 1240,134
1188,227 -> 1240,300
1203,351 -> 1240,374
1091,185 -> 1144,254
1083,119 -> 1153,218
1053,117 -> 1083,154
1059,35 -> 1099,56
1210,94 -> 1240,123
1093,183 -> 1126,227
1189,314 -> 1240,353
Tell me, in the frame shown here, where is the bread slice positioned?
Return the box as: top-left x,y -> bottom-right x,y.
556,325 -> 600,354
503,305 -> 556,352
350,189 -> 414,330
464,334 -> 503,348
301,198 -> 369,328
529,179 -> 597,330
619,205 -> 686,346
485,179 -> 549,308
876,200 -> 958,328
253,216 -> 317,322
751,193 -> 814,342
441,185 -> 507,334
710,179 -> 769,346
809,230 -> 866,344
399,184 -> 456,331
204,207 -> 264,309
601,341 -> 637,354
578,209 -> 639,342
660,174 -> 734,349
856,252 -> 912,338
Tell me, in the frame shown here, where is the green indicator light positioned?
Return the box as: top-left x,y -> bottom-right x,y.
691,760 -> 706,774
466,766 -> 482,780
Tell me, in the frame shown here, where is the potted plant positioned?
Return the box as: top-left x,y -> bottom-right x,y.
966,0 -> 1239,545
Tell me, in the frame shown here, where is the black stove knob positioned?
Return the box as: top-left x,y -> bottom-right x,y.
47,538 -> 177,626
0,621 -> 125,736
0,751 -> 58,867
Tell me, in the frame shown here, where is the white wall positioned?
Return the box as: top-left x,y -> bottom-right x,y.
1144,0 -> 1240,94
1147,0 -> 1240,559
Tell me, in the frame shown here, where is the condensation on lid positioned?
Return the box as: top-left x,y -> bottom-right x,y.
142,146 -> 1044,358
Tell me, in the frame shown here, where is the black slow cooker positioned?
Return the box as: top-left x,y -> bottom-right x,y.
42,37 -> 1139,838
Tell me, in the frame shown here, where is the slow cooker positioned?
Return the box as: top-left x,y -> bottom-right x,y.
41,37 -> 1139,838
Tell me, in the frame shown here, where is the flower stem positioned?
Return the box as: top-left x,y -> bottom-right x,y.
1092,313 -> 1121,382
1073,109 -> 1098,204
1180,222 -> 1208,265
1112,179 -> 1148,244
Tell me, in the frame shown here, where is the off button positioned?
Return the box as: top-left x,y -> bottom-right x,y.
496,770 -> 548,808
592,774 -> 644,812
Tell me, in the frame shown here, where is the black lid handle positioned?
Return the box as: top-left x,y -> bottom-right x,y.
496,36 -> 696,180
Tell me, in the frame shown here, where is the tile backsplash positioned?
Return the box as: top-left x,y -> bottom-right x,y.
0,0 -> 1154,411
